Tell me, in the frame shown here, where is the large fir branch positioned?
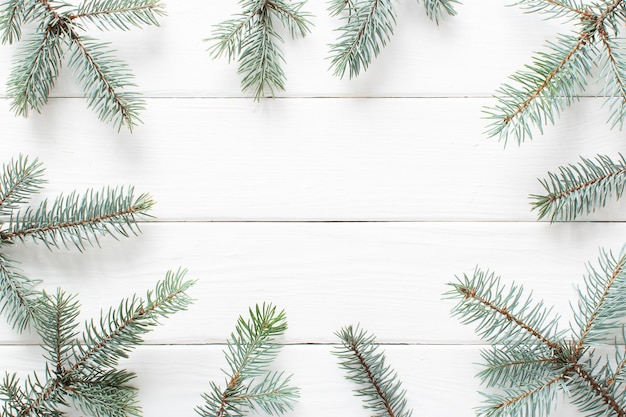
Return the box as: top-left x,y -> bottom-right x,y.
531,154 -> 626,222
334,325 -> 412,417
445,269 -> 564,351
572,249 -> 626,350
485,32 -> 596,145
477,375 -> 566,417
598,29 -> 626,129
196,303 -> 297,417
7,22 -> 67,118
11,270 -> 194,417
418,0 -> 458,23
70,0 -> 165,31
1,186 -> 153,251
0,155 -> 45,217
329,0 -> 397,79
66,32 -> 144,131
0,254 -> 40,332
568,362 -> 626,417
478,346 -> 565,389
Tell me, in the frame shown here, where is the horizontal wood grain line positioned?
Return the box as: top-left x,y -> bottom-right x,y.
4,97 -> 625,222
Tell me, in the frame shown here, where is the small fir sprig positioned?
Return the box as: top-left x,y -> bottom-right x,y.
334,325 -> 412,417
207,0 -> 313,100
0,269 -> 195,417
328,0 -> 459,78
196,303 -> 298,417
0,0 -> 165,131
485,0 -> 626,145
445,247 -> 626,417
0,155 -> 153,331
531,153 -> 626,221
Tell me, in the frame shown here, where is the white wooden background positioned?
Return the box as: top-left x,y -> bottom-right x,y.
1,0 -> 625,416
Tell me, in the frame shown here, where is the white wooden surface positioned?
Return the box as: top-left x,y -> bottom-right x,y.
1,1 -> 623,416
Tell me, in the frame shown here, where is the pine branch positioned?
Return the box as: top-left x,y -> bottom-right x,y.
573,249 -> 626,349
531,154 -> 626,221
70,0 -> 165,31
7,21 -> 67,118
447,247 -> 626,417
334,325 -> 412,417
196,303 -> 298,417
3,0 -> 163,131
0,155 -> 45,217
485,32 -> 595,145
485,0 -> 626,144
445,268 -> 564,351
329,0 -> 397,79
418,0 -> 458,23
0,254 -> 40,332
7,270 -> 194,417
1,186 -> 153,251
207,0 -> 312,100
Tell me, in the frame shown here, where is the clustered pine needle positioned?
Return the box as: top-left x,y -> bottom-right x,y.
196,303 -> 299,417
328,0 -> 459,79
486,0 -> 626,145
334,325 -> 413,417
0,0 -> 165,131
1,270 -> 195,417
207,0 -> 313,100
446,248 -> 626,417
0,155 -> 153,331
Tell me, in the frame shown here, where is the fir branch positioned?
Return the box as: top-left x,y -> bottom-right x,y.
0,155 -> 45,217
7,21 -> 67,118
70,0 -> 165,31
329,0 -> 397,79
2,0 -> 163,130
66,32 -> 143,131
1,186 -> 153,251
196,303 -> 298,417
207,0 -> 312,100
0,0 -> 26,43
0,254 -> 40,332
7,270 -> 194,417
447,247 -> 626,417
485,32 -> 595,145
485,0 -> 626,144
573,249 -> 626,349
334,325 -> 412,417
531,154 -> 626,221
418,0 -> 458,23
445,268 -> 564,351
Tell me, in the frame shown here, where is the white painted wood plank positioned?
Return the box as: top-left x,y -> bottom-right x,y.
0,344 -> 582,417
3,97 -> 624,221
0,222 -> 623,345
0,0 -> 573,97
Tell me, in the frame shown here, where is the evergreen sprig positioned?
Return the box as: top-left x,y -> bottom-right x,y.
485,0 -> 626,145
0,0 -> 165,131
207,0 -> 313,100
446,248 -> 626,417
196,303 -> 299,417
0,155 -> 153,331
334,325 -> 412,417
328,0 -> 459,78
0,269 -> 195,417
531,153 -> 626,221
